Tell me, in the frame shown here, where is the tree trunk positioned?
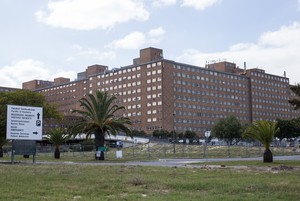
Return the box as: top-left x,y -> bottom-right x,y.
94,129 -> 105,160
54,147 -> 60,159
0,147 -> 3,158
263,148 -> 273,163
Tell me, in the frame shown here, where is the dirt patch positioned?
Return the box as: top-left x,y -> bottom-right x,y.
270,165 -> 294,171
187,164 -> 300,173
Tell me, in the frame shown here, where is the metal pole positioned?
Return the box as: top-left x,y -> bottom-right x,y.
173,113 -> 176,154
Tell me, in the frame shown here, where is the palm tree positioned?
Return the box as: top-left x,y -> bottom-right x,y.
242,120 -> 279,163
44,128 -> 69,159
0,137 -> 6,158
71,91 -> 132,160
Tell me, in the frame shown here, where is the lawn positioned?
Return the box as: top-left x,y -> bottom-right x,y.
0,161 -> 299,201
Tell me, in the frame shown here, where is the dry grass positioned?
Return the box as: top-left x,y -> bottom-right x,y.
1,162 -> 299,201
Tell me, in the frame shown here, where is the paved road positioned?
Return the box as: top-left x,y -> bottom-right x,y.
31,155 -> 300,167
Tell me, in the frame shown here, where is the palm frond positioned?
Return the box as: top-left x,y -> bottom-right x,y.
70,91 -> 132,140
243,120 -> 278,149
44,128 -> 69,146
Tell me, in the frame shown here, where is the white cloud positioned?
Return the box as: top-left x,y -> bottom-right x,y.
72,44 -> 83,50
152,0 -> 177,7
0,60 -> 80,88
35,0 -> 150,30
50,71 -> 77,81
148,27 -> 166,37
65,56 -> 74,62
181,0 -> 220,10
70,44 -> 116,61
78,48 -> 116,60
177,22 -> 300,84
108,27 -> 166,49
0,59 -> 50,88
108,32 -> 146,49
147,27 -> 166,44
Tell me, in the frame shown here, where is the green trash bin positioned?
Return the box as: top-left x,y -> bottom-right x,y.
96,146 -> 107,160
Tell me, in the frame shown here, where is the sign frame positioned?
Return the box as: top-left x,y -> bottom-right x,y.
6,105 -> 43,140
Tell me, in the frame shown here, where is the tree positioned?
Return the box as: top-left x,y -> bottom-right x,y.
276,118 -> 300,140
243,120 -> 279,163
184,130 -> 197,139
152,129 -> 171,139
70,91 -> 132,160
44,128 -> 69,159
289,84 -> 300,110
131,129 -> 147,137
0,90 -> 61,157
212,115 -> 242,145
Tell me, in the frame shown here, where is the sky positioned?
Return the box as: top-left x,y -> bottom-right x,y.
1,0 -> 300,88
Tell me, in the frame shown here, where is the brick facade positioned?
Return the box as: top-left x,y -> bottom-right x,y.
23,47 -> 300,136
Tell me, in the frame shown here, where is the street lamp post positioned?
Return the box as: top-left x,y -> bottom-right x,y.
204,131 -> 211,158
172,113 -> 176,154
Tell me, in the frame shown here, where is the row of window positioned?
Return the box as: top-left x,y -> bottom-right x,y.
126,104 -> 141,110
146,62 -> 162,68
174,64 -> 248,82
253,98 -> 291,106
174,106 -> 248,114
98,88 -> 142,95
175,127 -> 210,132
174,81 -> 248,94
146,69 -> 162,76
95,81 -> 142,89
174,88 -> 248,101
250,72 -> 289,83
99,66 -> 142,78
146,125 -> 163,131
147,117 -> 162,122
253,105 -> 291,111
253,92 -> 289,100
95,73 -> 141,83
123,112 -> 141,117
146,85 -> 162,91
42,82 -> 77,92
147,93 -> 162,99
253,111 -> 290,118
146,77 -> 162,83
175,102 -> 248,110
174,73 -> 248,88
147,101 -> 162,107
252,85 -> 288,93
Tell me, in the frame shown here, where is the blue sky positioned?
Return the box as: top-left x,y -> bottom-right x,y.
1,0 -> 300,88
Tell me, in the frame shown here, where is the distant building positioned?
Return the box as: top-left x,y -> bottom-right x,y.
0,86 -> 20,92
23,47 -> 300,135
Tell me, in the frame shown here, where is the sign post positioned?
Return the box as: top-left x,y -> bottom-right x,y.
6,105 -> 43,163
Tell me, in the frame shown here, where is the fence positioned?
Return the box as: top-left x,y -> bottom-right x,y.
2,141 -> 297,161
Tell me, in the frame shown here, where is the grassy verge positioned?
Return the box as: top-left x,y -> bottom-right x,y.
0,163 -> 299,201
193,160 -> 300,167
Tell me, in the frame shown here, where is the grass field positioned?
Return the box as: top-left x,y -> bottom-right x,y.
1,144 -> 299,201
0,161 -> 300,201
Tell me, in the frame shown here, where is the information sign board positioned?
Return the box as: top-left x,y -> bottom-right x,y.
6,105 -> 43,140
